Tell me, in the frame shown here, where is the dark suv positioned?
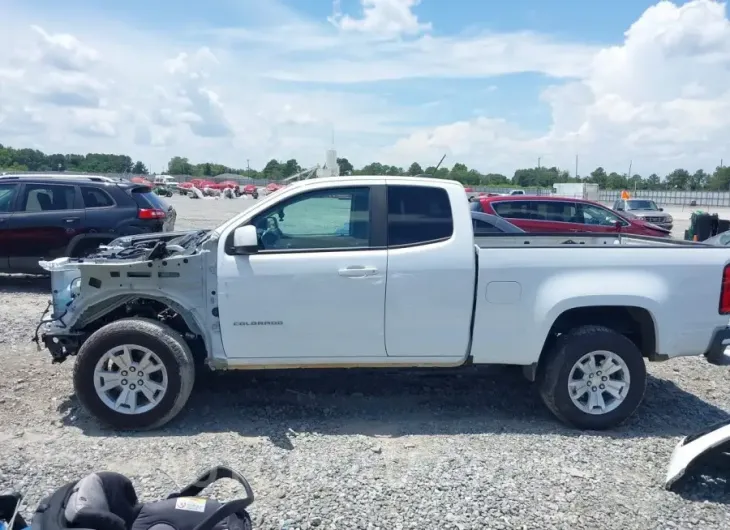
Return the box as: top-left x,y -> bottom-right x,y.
0,174 -> 176,273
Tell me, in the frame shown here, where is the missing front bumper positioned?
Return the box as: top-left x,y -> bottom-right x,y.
41,332 -> 83,363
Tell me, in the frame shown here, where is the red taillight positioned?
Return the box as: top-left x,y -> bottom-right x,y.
138,208 -> 166,220
720,265 -> 730,314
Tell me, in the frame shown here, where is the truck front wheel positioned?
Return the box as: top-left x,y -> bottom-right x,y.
537,325 -> 647,430
73,318 -> 196,430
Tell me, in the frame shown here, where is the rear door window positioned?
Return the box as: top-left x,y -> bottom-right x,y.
20,184 -> 76,212
387,185 -> 453,247
493,200 -> 578,223
0,183 -> 18,212
81,186 -> 115,208
533,201 -> 578,223
492,200 -> 530,219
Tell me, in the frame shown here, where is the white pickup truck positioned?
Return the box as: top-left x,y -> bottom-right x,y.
37,176 -> 730,431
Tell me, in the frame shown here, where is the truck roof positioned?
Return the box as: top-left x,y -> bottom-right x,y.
294,175 -> 466,190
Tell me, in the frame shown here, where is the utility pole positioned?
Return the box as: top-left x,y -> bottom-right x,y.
629,160 -> 635,194
575,155 -> 578,180
537,157 -> 541,170
246,159 -> 250,178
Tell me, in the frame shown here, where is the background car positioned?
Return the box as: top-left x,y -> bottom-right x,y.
612,198 -> 673,230
0,174 -> 175,273
470,210 -> 525,234
241,184 -> 259,198
472,195 -> 671,237
334,211 -> 524,238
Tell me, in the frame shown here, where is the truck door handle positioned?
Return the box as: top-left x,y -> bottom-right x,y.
338,266 -> 378,277
63,217 -> 80,223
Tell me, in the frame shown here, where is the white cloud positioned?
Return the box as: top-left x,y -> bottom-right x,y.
32,72 -> 107,108
0,0 -> 729,177
329,0 -> 432,38
385,0 -> 730,176
30,25 -> 100,72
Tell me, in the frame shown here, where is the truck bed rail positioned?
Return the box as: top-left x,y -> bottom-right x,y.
475,232 -> 709,248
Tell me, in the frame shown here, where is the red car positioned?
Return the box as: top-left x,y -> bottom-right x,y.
471,195 -> 672,237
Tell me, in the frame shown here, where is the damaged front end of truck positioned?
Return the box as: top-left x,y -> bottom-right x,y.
35,230 -> 217,365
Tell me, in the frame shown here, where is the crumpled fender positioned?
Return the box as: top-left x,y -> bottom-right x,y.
665,419 -> 730,490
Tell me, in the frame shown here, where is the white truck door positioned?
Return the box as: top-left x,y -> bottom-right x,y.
384,183 -> 476,358
217,185 -> 388,359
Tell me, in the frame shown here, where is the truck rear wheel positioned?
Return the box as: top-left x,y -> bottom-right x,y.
537,325 -> 646,430
73,318 -> 196,430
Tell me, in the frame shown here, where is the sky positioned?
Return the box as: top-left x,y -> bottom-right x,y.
1,0 -> 729,177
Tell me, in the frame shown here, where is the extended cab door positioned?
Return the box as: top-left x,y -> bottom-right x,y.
217,184 -> 388,359
384,184 -> 475,358
0,182 -> 19,271
8,183 -> 85,271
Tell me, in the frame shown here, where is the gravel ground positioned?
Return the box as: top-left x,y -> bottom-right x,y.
1,194 -> 729,529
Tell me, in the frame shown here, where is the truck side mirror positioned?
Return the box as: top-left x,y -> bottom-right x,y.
659,207 -> 664,211
231,225 -> 259,254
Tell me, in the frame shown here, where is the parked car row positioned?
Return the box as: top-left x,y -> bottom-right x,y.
178,180 -> 285,198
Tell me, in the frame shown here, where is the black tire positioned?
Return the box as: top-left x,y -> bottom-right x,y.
537,325 -> 647,430
73,318 -> 196,430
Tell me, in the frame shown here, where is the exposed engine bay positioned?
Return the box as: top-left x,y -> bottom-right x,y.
91,229 -> 212,261
36,229 -> 219,365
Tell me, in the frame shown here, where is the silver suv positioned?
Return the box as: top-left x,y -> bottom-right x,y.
612,198 -> 672,230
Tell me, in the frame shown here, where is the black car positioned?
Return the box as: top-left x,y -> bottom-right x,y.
471,210 -> 524,234
0,174 -> 176,273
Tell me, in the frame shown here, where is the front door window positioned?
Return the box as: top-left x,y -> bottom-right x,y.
250,187 -> 371,251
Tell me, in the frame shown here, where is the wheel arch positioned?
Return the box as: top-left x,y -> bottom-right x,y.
524,304 -> 658,382
71,293 -> 209,362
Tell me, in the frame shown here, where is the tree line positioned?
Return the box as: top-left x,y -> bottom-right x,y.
4,143 -> 730,191
0,144 -> 149,176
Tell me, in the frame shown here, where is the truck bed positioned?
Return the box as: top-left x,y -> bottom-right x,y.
475,233 -> 704,247
470,233 -> 730,366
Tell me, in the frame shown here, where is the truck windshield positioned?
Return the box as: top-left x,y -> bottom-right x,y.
626,200 -> 658,210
